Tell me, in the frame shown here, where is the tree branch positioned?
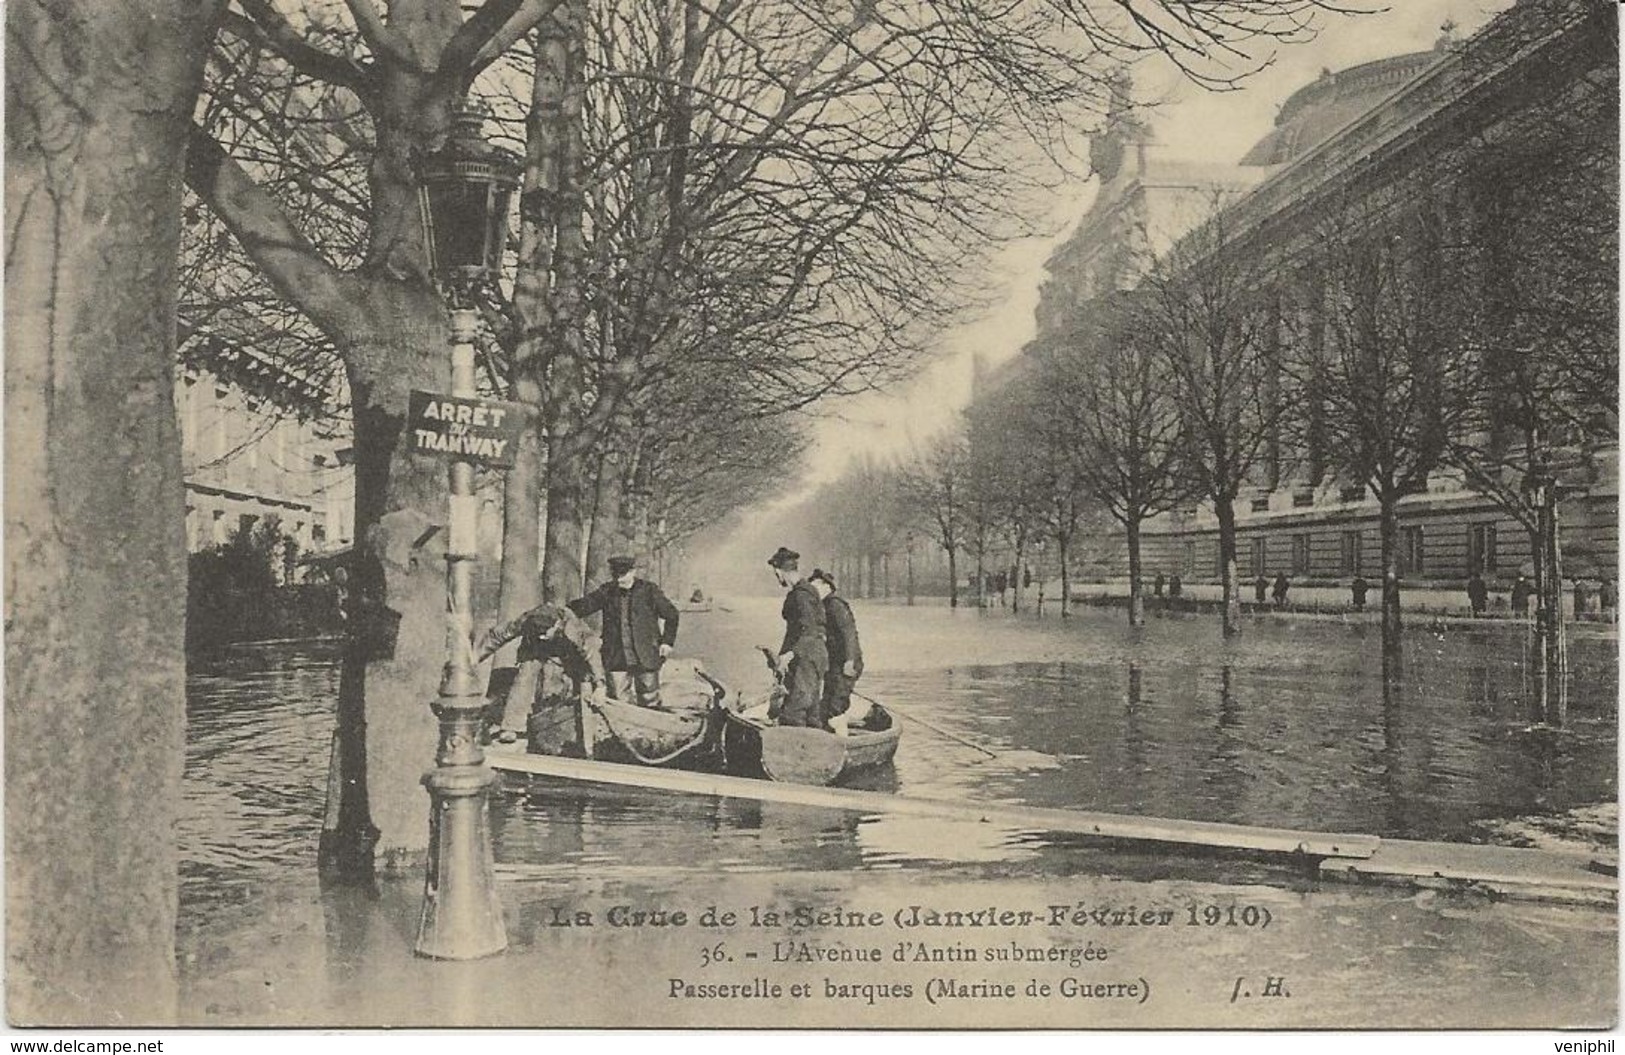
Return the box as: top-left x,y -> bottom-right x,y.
185,123 -> 368,341
468,0 -> 566,75
230,1 -> 373,94
342,0 -> 424,72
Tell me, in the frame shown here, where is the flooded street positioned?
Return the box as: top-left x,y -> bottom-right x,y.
177,600 -> 1617,1027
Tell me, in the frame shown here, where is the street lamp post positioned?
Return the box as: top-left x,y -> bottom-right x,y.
413,104 -> 521,960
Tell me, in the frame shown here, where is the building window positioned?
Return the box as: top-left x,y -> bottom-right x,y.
1182,541 -> 1196,577
212,509 -> 228,545
1292,490 -> 1315,508
1401,525 -> 1424,576
239,513 -> 258,539
1250,496 -> 1270,513
1249,537 -> 1266,577
1340,530 -> 1362,576
1291,534 -> 1311,576
1468,523 -> 1498,573
1339,484 -> 1366,503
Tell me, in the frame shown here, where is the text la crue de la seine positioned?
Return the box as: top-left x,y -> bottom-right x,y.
544,900 -> 1271,931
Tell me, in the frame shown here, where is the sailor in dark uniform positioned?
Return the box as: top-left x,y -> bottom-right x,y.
810,568 -> 863,730
768,546 -> 827,728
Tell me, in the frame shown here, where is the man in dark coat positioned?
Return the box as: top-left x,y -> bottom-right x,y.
568,555 -> 679,708
769,546 -> 827,728
1511,574 -> 1533,616
810,569 -> 863,730
1467,573 -> 1488,616
1271,572 -> 1290,607
1253,574 -> 1268,605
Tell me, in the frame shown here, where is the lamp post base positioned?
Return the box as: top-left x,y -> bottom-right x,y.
415,761 -> 506,960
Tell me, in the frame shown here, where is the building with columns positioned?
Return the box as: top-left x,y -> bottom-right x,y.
1008,0 -> 1616,592
175,327 -> 355,569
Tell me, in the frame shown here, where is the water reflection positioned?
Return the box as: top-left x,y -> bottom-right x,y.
180,612 -> 1617,932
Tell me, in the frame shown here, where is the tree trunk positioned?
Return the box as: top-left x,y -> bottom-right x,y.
1011,537 -> 1026,613
583,449 -> 627,580
1215,497 -> 1241,636
947,546 -> 959,608
538,0 -> 591,605
974,546 -> 986,608
1126,515 -> 1144,626
342,311 -> 463,873
1530,484 -> 1568,726
1059,535 -> 1073,618
497,375 -> 544,617
6,0 -> 220,1023
1377,489 -> 1404,660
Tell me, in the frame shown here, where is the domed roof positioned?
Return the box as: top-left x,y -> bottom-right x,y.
1241,50 -> 1443,167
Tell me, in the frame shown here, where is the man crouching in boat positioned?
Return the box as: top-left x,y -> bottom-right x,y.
809,569 -> 863,735
768,547 -> 829,728
476,603 -> 602,746
568,555 -> 680,709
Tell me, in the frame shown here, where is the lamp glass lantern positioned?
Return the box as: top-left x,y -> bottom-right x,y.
418,107 -> 522,296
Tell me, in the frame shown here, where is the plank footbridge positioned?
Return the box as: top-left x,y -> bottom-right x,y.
489,753 -> 1616,905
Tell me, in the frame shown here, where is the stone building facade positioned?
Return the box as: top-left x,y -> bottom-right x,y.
1021,0 -> 1617,591
175,330 -> 355,566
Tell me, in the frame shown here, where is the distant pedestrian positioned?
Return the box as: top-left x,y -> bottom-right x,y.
1511,574 -> 1533,616
993,570 -> 1008,606
1271,572 -> 1290,608
1467,573 -> 1488,617
1153,572 -> 1165,598
1168,572 -> 1183,599
1600,578 -> 1617,623
1253,574 -> 1268,605
1573,578 -> 1590,621
1351,575 -> 1369,610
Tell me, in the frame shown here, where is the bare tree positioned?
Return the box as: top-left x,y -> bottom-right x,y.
1039,294 -> 1191,624
1438,0 -> 1617,725
189,0 -> 570,873
1299,200 -> 1464,659
900,431 -> 970,608
1140,205 -> 1283,636
8,0 -> 224,1022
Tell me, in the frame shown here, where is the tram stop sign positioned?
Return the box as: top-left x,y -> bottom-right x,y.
407,390 -> 528,470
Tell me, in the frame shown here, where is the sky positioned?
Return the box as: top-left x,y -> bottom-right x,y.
790,0 -> 1517,488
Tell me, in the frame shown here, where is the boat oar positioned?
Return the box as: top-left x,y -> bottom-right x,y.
851,689 -> 999,760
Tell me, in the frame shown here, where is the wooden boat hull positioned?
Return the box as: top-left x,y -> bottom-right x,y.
718,704 -> 900,785
520,659 -> 727,769
579,697 -> 716,768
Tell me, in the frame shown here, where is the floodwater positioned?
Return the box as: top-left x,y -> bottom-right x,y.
176,599 -> 1618,1028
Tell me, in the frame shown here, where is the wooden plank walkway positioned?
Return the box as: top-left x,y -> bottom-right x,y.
1320,839 -> 1616,905
488,752 -> 1380,860
490,753 -> 1618,904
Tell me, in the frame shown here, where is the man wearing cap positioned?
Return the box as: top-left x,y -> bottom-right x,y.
810,569 -> 863,730
568,555 -> 680,708
768,547 -> 827,728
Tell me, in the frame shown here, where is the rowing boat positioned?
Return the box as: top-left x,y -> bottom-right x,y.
492,655 -> 724,769
716,695 -> 900,785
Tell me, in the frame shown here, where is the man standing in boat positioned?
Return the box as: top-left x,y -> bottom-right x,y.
810,569 -> 863,732
768,546 -> 827,728
568,555 -> 680,708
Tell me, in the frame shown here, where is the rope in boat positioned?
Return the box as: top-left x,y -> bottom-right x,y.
580,678 -> 724,767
